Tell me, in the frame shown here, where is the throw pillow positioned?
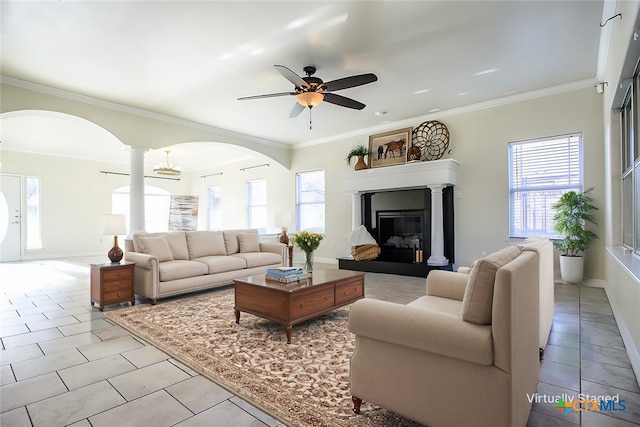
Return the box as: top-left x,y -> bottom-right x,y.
186,231 -> 226,259
238,232 -> 261,253
166,232 -> 189,260
137,236 -> 174,262
460,246 -> 523,325
223,231 -> 240,255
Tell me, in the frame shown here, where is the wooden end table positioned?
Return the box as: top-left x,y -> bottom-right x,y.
90,261 -> 136,311
234,269 -> 365,344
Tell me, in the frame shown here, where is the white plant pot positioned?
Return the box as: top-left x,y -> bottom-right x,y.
559,255 -> 584,284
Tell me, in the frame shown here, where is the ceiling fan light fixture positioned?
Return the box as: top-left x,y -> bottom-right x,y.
295,92 -> 324,107
154,150 -> 181,176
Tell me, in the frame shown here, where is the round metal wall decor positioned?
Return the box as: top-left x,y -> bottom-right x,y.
411,120 -> 450,161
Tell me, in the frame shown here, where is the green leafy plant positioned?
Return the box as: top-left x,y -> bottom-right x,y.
345,144 -> 373,165
552,188 -> 599,256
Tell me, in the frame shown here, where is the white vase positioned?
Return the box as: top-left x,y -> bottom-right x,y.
559,255 -> 584,284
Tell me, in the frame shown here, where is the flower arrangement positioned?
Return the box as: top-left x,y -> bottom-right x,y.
291,230 -> 324,253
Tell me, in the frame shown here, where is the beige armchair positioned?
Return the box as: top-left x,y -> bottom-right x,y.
457,237 -> 554,357
348,247 -> 540,427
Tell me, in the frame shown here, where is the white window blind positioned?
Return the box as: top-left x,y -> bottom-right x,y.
509,134 -> 583,238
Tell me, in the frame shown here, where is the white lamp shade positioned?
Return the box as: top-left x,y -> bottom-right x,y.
275,212 -> 292,227
103,214 -> 127,235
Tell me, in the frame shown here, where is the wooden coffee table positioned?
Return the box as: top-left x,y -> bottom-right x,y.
234,269 -> 365,344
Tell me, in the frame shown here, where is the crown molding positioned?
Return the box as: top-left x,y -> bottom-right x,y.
0,75 -> 290,150
295,78 -> 597,149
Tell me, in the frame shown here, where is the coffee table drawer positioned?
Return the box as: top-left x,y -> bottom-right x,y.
291,287 -> 334,318
336,278 -> 364,304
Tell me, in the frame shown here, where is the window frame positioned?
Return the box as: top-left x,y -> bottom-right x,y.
508,134 -> 584,239
246,178 -> 267,231
295,169 -> 325,233
206,185 -> 222,230
621,73 -> 639,255
26,176 -> 42,250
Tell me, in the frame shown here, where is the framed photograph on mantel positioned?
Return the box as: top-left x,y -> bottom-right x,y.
369,127 -> 412,168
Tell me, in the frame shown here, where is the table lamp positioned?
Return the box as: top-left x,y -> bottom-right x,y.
103,214 -> 126,263
276,213 -> 292,245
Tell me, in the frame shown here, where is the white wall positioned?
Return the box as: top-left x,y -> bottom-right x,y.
2,150 -> 191,259
190,154 -> 293,231
601,0 -> 640,382
291,87 -> 605,278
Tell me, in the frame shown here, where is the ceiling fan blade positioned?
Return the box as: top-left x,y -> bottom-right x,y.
289,102 -> 305,118
237,92 -> 295,101
274,65 -> 309,89
323,73 -> 378,92
323,93 -> 366,110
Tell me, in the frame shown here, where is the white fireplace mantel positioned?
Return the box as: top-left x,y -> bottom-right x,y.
340,158 -> 459,266
340,158 -> 459,193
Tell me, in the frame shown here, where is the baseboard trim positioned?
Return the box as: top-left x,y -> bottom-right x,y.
583,279 -> 606,288
603,281 -> 640,389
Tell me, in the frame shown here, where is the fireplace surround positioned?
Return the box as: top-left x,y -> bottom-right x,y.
339,159 -> 458,277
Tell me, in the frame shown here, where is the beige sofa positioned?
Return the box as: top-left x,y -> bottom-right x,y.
348,246 -> 540,427
124,229 -> 285,304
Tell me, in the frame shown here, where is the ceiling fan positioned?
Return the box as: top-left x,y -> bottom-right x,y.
238,65 -> 378,126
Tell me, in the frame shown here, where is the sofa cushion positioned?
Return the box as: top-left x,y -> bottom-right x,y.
166,232 -> 189,260
223,229 -> 257,255
461,246 -> 523,325
238,232 -> 261,253
192,256 -> 247,274
186,231 -> 226,259
158,260 -> 208,282
231,252 -> 282,268
137,236 -> 174,262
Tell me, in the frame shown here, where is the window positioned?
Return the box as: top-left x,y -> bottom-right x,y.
509,134 -> 583,238
112,185 -> 171,232
296,170 -> 325,233
246,179 -> 266,231
26,177 -> 42,249
207,185 -> 222,230
621,74 -> 639,253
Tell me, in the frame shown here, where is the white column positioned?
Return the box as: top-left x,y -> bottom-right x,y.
351,192 -> 361,230
129,147 -> 147,234
428,184 -> 449,266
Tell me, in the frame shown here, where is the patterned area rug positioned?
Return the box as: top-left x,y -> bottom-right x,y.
105,288 -> 421,427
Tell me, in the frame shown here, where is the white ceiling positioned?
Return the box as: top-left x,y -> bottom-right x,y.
0,1 -> 605,169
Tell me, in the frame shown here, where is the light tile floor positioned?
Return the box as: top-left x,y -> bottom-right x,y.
0,258 -> 639,426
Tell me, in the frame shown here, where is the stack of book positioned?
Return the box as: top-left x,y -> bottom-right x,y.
265,267 -> 308,283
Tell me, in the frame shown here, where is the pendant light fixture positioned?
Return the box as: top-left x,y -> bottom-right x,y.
154,150 -> 182,176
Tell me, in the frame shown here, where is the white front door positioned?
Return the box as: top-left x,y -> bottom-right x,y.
0,175 -> 22,262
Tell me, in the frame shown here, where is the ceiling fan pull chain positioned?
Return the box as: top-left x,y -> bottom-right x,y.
309,107 -> 313,130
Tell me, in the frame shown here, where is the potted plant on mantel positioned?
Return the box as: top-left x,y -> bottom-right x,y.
345,145 -> 373,170
552,188 -> 599,283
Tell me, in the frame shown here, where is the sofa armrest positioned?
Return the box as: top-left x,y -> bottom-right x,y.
124,251 -> 157,270
348,299 -> 492,365
259,242 -> 287,263
123,252 -> 159,301
426,270 -> 468,301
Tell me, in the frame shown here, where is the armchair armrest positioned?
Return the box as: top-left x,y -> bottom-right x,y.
348,299 -> 492,365
426,270 -> 468,301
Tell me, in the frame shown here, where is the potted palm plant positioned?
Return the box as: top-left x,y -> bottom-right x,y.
552,188 -> 599,283
345,145 -> 373,170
